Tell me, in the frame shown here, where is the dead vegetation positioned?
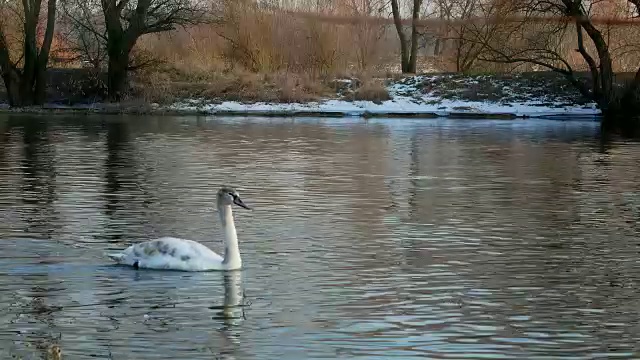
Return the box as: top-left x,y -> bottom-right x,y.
349,78 -> 392,103
130,69 -> 336,104
128,67 -> 394,105
0,0 -> 637,118
124,0 -> 640,111
396,72 -> 593,105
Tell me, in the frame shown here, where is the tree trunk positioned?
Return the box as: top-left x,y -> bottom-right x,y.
456,38 -> 463,72
0,0 -> 56,107
408,0 -> 422,73
391,0 -> 410,73
34,68 -> 48,105
107,51 -> 130,101
103,0 -> 137,102
598,53 -> 614,107
20,18 -> 37,106
2,70 -> 22,107
391,0 -> 422,73
34,0 -> 57,105
601,73 -> 640,134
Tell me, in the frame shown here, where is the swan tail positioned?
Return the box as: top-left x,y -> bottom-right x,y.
107,253 -> 126,263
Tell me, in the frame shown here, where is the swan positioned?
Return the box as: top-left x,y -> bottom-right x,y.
107,186 -> 251,271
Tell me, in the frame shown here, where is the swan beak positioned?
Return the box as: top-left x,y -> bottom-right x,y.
233,196 -> 251,210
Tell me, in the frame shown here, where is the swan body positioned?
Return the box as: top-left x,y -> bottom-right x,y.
107,237 -> 227,271
107,186 -> 251,271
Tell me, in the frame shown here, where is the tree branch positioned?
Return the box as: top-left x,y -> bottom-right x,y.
38,0 -> 58,67
575,21 -> 600,98
62,0 -> 108,41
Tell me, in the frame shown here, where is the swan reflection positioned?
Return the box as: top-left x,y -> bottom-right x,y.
211,270 -> 246,326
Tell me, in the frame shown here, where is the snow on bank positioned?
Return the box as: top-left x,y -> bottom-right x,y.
167,74 -> 602,119
168,98 -> 600,118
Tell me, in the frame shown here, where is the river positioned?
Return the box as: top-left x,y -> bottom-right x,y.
0,115 -> 638,359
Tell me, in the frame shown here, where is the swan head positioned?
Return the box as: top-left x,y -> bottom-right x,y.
217,186 -> 251,210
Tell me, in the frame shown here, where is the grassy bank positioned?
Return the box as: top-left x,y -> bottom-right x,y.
0,68 -> 603,119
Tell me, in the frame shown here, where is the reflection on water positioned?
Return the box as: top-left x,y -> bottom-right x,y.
0,115 -> 639,359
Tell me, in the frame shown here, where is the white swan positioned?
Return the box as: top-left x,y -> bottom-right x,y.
107,186 -> 251,271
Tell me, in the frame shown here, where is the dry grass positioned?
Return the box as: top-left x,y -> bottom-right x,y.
137,1 -> 399,78
126,2 -> 398,105
131,55 -> 397,104
137,4 -> 640,87
349,78 -> 391,103
131,68 -> 336,104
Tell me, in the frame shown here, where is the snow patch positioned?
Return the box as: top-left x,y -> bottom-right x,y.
167,74 -> 601,119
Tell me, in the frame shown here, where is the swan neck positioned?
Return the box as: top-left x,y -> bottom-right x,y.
219,204 -> 241,268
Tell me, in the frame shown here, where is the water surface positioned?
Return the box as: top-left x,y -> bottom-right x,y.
0,115 -> 639,359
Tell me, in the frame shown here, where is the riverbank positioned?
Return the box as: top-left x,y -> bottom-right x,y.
165,72 -> 599,119
0,71 -> 602,120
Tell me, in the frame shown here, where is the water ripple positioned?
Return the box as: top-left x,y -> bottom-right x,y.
1,116 -> 639,359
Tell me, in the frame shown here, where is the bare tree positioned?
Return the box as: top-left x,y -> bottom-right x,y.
0,0 -> 57,106
431,0 -> 504,72
61,0 -> 208,101
391,0 -> 423,73
346,0 -> 386,70
59,0 -> 108,69
102,0 -> 210,100
463,0 -> 640,129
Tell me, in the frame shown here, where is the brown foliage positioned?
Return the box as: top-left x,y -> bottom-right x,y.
140,1 -> 397,78
348,78 -> 391,103
0,0 -> 638,108
131,68 -> 334,104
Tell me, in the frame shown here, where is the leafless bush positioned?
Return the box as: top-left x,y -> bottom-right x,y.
132,68 -> 334,104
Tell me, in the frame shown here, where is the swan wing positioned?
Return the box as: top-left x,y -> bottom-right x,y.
108,237 -> 224,271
